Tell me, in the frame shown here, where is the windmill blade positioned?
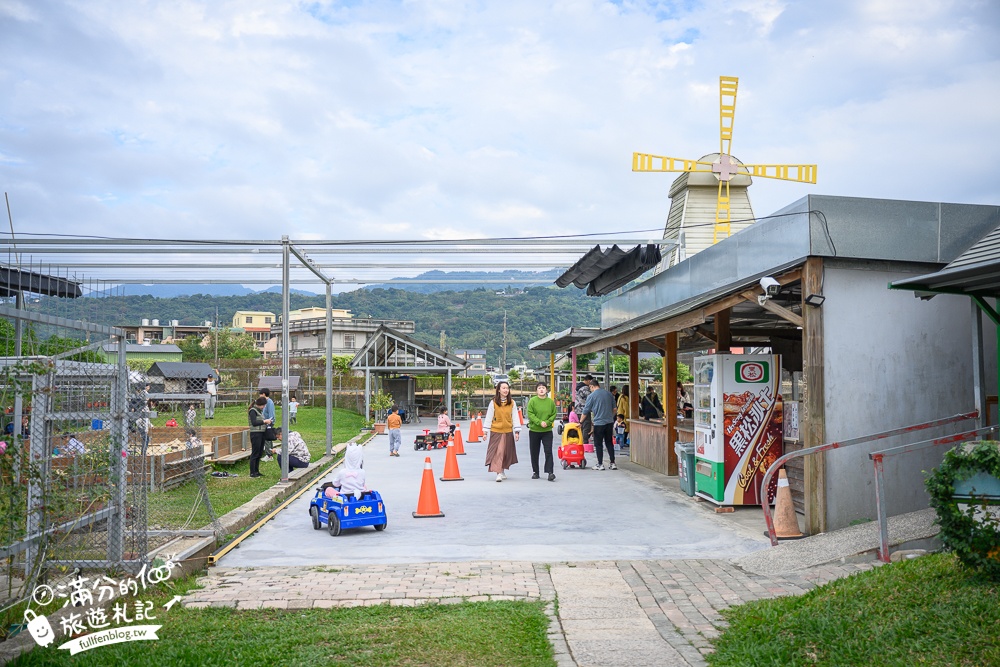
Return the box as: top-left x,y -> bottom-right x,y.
719,76 -> 738,156
632,153 -> 715,173
741,163 -> 818,184
715,179 -> 731,244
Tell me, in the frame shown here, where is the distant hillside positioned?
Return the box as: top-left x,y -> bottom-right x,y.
88,284 -> 319,298
32,284 -> 601,365
88,284 -> 256,298
368,269 -> 564,293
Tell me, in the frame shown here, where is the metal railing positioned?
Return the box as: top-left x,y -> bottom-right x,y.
869,423 -> 999,562
761,411 -> 980,546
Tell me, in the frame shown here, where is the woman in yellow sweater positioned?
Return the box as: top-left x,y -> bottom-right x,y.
483,381 -> 522,482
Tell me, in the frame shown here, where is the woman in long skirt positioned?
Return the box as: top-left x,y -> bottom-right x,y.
483,380 -> 522,482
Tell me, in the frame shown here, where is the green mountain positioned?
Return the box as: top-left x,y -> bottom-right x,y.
369,269 -> 565,293
29,285 -> 602,366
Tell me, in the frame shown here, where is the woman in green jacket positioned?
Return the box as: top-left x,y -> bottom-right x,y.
526,382 -> 558,481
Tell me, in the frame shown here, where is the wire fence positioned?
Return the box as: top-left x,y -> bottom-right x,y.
0,304 -> 220,630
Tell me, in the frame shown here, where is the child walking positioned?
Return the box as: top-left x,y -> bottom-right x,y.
614,414 -> 627,450
386,405 -> 402,457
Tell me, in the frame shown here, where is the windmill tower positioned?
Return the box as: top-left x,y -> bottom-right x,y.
633,77 -> 817,267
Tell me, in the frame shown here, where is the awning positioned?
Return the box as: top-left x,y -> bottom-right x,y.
528,327 -> 602,353
555,244 -> 663,296
0,266 -> 82,298
891,223 -> 1000,298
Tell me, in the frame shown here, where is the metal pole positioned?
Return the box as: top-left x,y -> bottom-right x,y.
365,369 -> 371,422
280,237 -> 290,482
446,370 -> 452,419
871,455 -> 890,563
550,352 -> 556,400
109,335 -> 128,567
971,302 -> 986,428
326,283 -> 333,456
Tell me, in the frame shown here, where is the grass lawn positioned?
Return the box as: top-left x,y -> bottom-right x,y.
708,552 -> 1000,667
8,574 -> 555,667
148,405 -> 364,528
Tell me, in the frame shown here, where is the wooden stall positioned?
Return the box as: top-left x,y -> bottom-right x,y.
628,418 -> 677,476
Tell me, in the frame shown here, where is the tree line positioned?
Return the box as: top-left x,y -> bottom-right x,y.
26,285 -> 602,366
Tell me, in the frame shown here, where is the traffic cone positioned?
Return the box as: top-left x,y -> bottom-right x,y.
471,416 -> 482,442
518,407 -> 524,424
440,442 -> 464,481
413,457 -> 445,518
773,469 -> 804,539
453,425 -> 466,455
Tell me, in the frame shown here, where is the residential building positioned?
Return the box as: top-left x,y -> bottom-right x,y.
268,308 -> 415,358
454,349 -> 488,375
119,319 -> 212,345
232,311 -> 276,350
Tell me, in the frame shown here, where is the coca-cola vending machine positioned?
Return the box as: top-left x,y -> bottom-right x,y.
692,353 -> 783,505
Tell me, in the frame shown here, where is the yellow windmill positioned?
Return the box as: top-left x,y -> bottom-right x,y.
634,76 -> 817,265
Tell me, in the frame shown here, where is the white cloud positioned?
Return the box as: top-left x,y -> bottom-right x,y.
0,0 -> 996,273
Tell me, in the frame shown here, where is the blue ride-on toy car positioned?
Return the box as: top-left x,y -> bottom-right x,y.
309,483 -> 388,536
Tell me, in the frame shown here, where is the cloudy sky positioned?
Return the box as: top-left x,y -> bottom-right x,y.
1,0 -> 998,276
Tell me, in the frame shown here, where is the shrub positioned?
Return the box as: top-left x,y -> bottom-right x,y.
925,441 -> 1000,579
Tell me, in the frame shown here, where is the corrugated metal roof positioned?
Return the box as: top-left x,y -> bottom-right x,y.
528,327 -> 602,352
0,266 -> 82,298
146,361 -> 217,379
891,214 -> 1000,296
102,343 -> 183,354
944,223 -> 1000,269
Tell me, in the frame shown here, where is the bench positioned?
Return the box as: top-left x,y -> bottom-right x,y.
211,450 -> 251,465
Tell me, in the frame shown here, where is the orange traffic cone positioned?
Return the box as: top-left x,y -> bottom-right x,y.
453,425 -> 466,455
440,442 -> 464,481
471,416 -> 482,442
518,407 -> 524,424
773,469 -> 804,539
413,456 -> 445,518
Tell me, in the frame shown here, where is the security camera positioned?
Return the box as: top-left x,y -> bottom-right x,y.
759,276 -> 780,297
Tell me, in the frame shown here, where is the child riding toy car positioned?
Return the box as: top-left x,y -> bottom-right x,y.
309,482 -> 388,536
557,422 -> 588,469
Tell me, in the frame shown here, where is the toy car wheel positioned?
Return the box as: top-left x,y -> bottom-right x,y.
561,459 -> 569,470
328,512 -> 341,537
414,443 -> 420,450
310,506 -> 322,530
580,458 -> 588,469
374,517 -> 387,532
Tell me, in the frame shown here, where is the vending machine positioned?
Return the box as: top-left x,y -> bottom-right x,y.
692,353 -> 783,506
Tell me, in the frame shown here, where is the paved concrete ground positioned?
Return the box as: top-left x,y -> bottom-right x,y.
221,420 -> 770,566
183,420 -> 915,666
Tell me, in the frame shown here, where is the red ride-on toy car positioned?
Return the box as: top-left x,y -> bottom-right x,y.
558,423 -> 587,469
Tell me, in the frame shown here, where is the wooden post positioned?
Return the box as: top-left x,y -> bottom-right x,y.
715,308 -> 731,352
629,343 -> 639,420
665,332 -> 678,475
802,257 -> 826,535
